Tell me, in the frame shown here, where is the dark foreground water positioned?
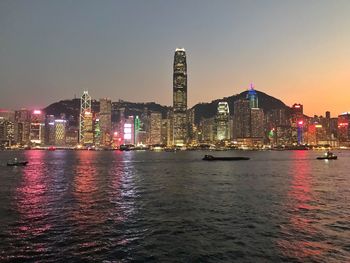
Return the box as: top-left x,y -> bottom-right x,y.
0,150 -> 349,262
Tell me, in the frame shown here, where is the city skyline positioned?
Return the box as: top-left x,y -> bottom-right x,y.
1,1 -> 350,116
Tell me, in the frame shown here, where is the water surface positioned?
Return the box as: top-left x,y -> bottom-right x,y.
0,150 -> 349,262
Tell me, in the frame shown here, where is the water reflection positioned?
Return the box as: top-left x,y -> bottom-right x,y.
277,151 -> 331,261
13,150 -> 51,253
72,151 -> 102,227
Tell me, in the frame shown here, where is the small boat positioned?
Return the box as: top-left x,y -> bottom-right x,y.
316,152 -> 337,160
202,155 -> 250,161
7,158 -> 28,166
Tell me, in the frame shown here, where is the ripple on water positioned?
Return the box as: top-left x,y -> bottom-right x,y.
0,150 -> 349,262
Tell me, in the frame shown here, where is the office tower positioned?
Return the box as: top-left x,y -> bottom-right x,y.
123,116 -> 134,145
173,48 -> 188,146
15,109 -> 31,145
65,126 -> 79,146
187,108 -> 197,145
247,84 -> 258,108
291,103 -> 304,144
338,112 -> 350,144
99,98 -> 112,146
166,110 -> 173,146
45,115 -> 55,145
79,91 -> 92,145
118,107 -> 126,145
216,102 -> 230,141
134,115 -> 141,145
30,110 -> 45,145
149,112 -> 162,145
0,117 -> 15,147
83,111 -> 94,145
250,108 -> 264,138
233,99 -> 251,139
0,110 -> 15,147
324,111 -> 331,139
199,117 -> 215,143
54,119 -> 67,146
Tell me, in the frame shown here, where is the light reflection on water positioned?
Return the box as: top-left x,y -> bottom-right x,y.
0,150 -> 349,262
276,150 -> 330,261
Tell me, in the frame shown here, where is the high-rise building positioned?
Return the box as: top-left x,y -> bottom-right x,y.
291,103 -> 304,144
149,112 -> 162,145
54,119 -> 67,146
199,117 -> 215,143
173,48 -> 188,146
250,108 -> 264,138
216,102 -> 230,141
233,99 -> 251,139
83,111 -> 94,145
30,110 -> 45,145
99,98 -> 112,146
79,91 -> 92,145
0,118 -> 15,147
123,116 -> 134,145
0,110 -> 15,147
338,112 -> 350,144
15,109 -> 31,145
247,84 -> 258,108
233,86 -> 265,146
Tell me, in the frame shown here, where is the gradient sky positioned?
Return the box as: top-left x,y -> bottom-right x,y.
0,0 -> 349,116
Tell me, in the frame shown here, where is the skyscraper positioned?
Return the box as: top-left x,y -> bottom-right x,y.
99,98 -> 112,146
79,91 -> 92,145
247,83 -> 258,108
291,103 -> 304,144
233,99 -> 251,139
216,102 -> 230,141
173,48 -> 188,146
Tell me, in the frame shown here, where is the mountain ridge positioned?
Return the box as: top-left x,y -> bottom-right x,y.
44,90 -> 289,124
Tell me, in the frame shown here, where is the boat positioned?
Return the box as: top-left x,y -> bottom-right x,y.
317,152 -> 337,160
202,155 -> 250,161
7,158 -> 28,166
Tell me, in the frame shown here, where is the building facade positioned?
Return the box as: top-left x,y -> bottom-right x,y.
173,48 -> 188,146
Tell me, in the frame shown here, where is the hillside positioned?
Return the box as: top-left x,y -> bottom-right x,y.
43,90 -> 288,124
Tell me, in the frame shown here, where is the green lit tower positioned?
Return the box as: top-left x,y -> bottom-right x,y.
134,115 -> 141,145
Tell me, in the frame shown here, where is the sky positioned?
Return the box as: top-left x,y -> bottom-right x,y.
0,0 -> 349,116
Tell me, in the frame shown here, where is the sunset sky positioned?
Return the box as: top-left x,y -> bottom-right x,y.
0,0 -> 349,116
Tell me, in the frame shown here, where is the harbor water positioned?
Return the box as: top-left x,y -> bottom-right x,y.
0,150 -> 349,262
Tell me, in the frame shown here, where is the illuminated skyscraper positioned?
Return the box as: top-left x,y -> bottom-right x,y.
134,115 -> 141,145
233,87 -> 264,146
79,91 -> 92,145
247,84 -> 258,108
233,99 -> 251,138
338,112 -> 350,144
216,102 -> 230,141
173,48 -> 188,146
0,118 -> 15,147
291,103 -> 304,144
30,110 -> 45,145
99,98 -> 112,146
54,119 -> 67,146
15,109 -> 31,145
123,116 -> 134,145
149,112 -> 162,145
250,108 -> 264,138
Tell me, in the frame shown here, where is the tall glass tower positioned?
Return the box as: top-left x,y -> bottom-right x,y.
173,48 -> 188,146
247,83 -> 258,109
79,91 -> 92,144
